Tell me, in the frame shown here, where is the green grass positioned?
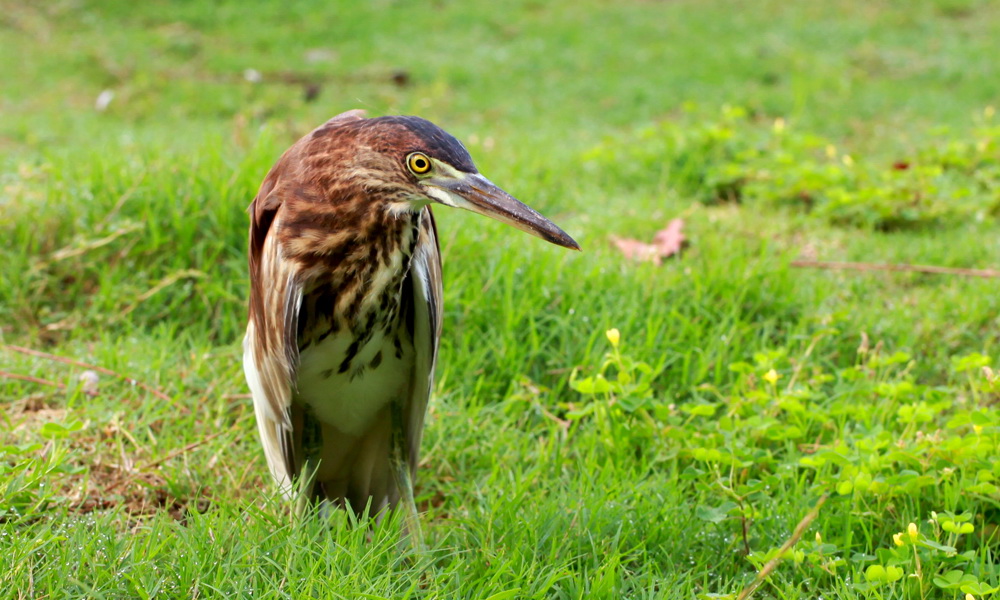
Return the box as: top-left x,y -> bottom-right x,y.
2,0 -> 1000,597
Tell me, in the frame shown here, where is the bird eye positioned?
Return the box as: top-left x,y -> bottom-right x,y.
407,152 -> 432,175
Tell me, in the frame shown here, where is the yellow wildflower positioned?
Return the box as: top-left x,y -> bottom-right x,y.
763,369 -> 780,385
605,328 -> 620,348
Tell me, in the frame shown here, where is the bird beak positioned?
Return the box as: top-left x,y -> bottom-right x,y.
427,173 -> 580,250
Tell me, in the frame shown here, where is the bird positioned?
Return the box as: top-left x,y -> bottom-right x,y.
242,110 -> 579,535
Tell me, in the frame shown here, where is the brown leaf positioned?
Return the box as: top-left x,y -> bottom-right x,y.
652,218 -> 686,257
611,236 -> 663,264
611,218 -> 687,265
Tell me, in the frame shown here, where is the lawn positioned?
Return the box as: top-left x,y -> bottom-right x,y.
2,0 -> 999,598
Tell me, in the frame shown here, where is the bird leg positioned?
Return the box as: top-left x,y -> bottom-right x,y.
294,457 -> 320,518
294,409 -> 323,517
389,399 -> 424,550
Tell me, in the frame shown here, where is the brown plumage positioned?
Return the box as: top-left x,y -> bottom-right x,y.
243,110 -> 578,530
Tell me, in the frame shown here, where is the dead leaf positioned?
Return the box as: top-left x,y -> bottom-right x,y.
611,218 -> 687,265
611,236 -> 662,263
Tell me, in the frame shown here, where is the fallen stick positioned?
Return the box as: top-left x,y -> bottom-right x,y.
791,260 -> 1000,278
0,370 -> 66,389
41,223 -> 143,265
737,494 -> 829,600
2,344 -> 186,413
137,430 -> 228,471
99,430 -> 229,495
114,269 -> 206,319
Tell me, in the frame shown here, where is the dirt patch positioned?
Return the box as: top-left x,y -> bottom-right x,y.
2,400 -> 221,523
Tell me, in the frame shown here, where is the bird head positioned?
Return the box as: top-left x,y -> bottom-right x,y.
347,114 -> 580,251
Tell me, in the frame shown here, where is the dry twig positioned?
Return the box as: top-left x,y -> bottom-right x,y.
39,223 -> 143,265
114,269 -> 206,319
2,344 -> 186,413
736,494 -> 829,600
102,430 -> 228,494
791,260 -> 1000,278
0,370 -> 65,389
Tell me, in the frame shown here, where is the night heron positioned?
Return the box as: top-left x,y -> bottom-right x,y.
243,110 -> 579,537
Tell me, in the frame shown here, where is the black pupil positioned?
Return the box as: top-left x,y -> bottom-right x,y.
414,157 -> 426,170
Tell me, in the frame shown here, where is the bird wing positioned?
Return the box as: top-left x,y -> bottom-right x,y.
243,166 -> 303,493
243,109 -> 376,495
399,207 -> 443,470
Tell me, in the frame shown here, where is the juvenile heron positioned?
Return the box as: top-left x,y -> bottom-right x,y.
243,110 -> 579,531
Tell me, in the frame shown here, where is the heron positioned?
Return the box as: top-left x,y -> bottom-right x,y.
243,110 -> 579,538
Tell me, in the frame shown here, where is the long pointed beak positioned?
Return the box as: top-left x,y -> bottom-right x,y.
427,173 -> 580,250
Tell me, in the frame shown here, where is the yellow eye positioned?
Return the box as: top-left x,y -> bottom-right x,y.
407,152 -> 432,175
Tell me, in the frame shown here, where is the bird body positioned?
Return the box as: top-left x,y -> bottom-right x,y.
243,110 -> 578,523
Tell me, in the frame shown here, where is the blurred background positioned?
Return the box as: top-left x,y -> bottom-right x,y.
5,0 -> 1000,155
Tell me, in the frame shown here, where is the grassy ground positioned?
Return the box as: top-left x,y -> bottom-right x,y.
2,0 -> 999,598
